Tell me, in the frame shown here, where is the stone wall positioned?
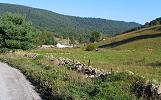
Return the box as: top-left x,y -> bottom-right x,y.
45,55 -> 111,79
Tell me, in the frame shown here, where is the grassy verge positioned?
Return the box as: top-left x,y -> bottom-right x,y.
0,53 -> 144,100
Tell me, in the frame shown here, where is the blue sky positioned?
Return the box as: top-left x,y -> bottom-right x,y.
0,0 -> 161,24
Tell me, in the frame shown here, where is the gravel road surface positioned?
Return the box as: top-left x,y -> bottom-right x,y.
0,62 -> 41,100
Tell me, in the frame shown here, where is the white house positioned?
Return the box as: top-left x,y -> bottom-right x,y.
56,43 -> 73,48
39,45 -> 55,49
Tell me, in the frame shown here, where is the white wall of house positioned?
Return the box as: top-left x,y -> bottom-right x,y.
56,43 -> 73,48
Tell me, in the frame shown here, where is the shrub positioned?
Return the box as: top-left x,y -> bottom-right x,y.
86,44 -> 98,51
0,48 -> 10,53
90,32 -> 102,42
131,79 -> 145,98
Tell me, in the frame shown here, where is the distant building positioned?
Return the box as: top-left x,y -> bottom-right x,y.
39,45 -> 55,49
56,43 -> 73,48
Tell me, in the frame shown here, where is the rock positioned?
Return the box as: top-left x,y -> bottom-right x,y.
99,73 -> 107,80
91,68 -> 96,75
107,71 -> 112,75
39,45 -> 55,49
139,81 -> 161,99
58,60 -> 65,66
88,75 -> 95,78
158,94 -> 161,100
82,65 -> 86,72
126,70 -> 134,75
143,83 -> 154,99
95,70 -> 102,77
52,58 -> 60,66
88,66 -> 93,69
76,64 -> 83,72
84,68 -> 91,75
24,53 -> 38,59
158,83 -> 161,95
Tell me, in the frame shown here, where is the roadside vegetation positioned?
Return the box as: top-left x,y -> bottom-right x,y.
0,53 -> 144,100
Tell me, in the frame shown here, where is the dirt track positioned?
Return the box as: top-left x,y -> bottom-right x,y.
0,62 -> 41,100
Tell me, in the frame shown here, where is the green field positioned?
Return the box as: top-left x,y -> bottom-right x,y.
0,25 -> 161,99
31,47 -> 161,81
0,50 -> 141,100
98,25 -> 161,46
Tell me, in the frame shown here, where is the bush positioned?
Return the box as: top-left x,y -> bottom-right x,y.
131,80 -> 145,98
89,32 -> 102,43
0,48 -> 10,53
86,44 -> 98,51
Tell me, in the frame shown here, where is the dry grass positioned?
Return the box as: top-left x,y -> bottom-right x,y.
97,25 -> 161,46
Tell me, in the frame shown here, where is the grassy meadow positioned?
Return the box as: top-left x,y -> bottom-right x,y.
31,46 -> 161,81
98,25 -> 161,46
0,25 -> 161,99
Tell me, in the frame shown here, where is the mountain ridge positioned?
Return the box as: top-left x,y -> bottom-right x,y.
0,3 -> 141,37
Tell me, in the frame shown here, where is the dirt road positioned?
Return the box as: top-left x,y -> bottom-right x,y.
0,62 -> 41,100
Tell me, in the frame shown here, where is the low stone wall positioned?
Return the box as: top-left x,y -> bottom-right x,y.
21,53 -> 111,79
45,55 -> 111,79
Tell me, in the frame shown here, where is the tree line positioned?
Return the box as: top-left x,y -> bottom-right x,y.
122,17 -> 161,34
0,12 -> 102,50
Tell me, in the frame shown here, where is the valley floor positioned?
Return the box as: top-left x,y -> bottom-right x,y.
32,47 -> 161,81
0,46 -> 161,99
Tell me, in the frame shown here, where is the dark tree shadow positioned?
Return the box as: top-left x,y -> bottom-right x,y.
148,62 -> 161,67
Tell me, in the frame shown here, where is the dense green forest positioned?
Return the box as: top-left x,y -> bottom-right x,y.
122,17 -> 161,34
0,3 -> 141,38
144,17 -> 161,26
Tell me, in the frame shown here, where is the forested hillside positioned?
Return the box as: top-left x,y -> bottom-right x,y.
123,17 -> 161,34
0,3 -> 141,38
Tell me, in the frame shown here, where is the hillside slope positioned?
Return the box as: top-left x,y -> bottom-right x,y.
123,17 -> 161,34
0,3 -> 141,37
99,25 -> 161,49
